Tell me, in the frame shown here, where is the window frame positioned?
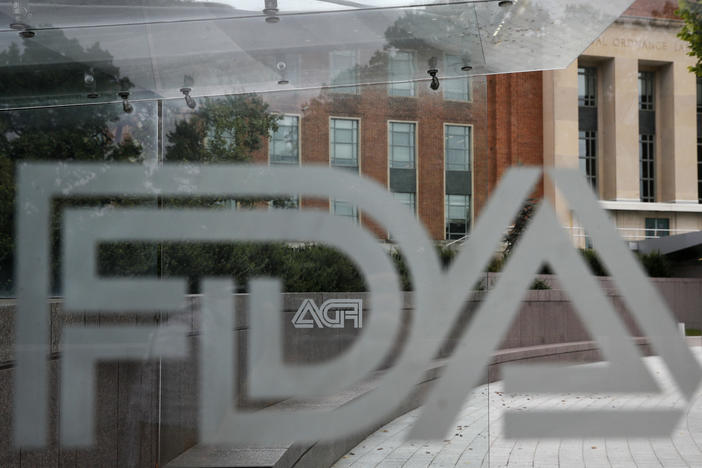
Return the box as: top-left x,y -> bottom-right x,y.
645,217 -> 669,238
638,71 -> 655,111
445,194 -> 471,240
392,191 -> 416,215
388,120 -> 417,170
268,114 -> 302,166
330,199 -> 359,224
444,123 -> 472,172
578,66 -> 597,108
330,117 -> 360,168
578,130 -> 597,190
639,133 -> 655,203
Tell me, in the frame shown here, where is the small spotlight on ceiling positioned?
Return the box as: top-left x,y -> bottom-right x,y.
461,65 -> 473,72
498,0 -> 514,6
84,71 -> 95,87
263,0 -> 280,23
180,87 -> 196,109
276,60 -> 289,85
118,91 -> 133,113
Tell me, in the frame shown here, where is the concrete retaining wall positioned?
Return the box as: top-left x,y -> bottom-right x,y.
0,275 -> 700,467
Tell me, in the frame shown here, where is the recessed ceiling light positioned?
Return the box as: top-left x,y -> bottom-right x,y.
461,65 -> 473,71
278,79 -> 289,85
18,29 -> 35,38
87,92 -> 99,99
498,0 -> 514,6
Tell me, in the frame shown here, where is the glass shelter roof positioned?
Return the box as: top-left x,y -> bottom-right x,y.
0,0 -> 636,109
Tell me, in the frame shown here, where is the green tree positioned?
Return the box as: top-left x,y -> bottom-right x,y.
160,95 -> 281,292
165,94 -> 279,163
0,33 -> 281,295
503,198 -> 536,258
677,0 -> 702,76
0,31 -> 143,294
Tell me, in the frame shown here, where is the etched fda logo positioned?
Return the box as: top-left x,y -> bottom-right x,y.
292,299 -> 363,328
12,162 -> 701,448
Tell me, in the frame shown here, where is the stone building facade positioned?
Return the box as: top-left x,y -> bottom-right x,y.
544,0 -> 702,245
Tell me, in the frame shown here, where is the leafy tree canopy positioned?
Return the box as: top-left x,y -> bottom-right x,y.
165,94 -> 279,163
677,0 -> 702,76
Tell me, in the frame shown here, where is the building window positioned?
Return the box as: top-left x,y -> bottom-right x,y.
443,54 -> 471,102
269,115 -> 299,165
640,134 -> 655,202
332,199 -> 358,222
445,125 -> 471,171
388,51 -> 415,97
330,50 -> 358,94
645,218 -> 669,238
639,71 -> 654,111
330,118 -> 358,167
578,67 -> 597,107
445,194 -> 470,240
389,122 -> 416,169
392,192 -> 415,213
578,130 -> 597,189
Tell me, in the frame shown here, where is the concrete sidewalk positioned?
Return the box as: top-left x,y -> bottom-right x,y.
333,347 -> 702,468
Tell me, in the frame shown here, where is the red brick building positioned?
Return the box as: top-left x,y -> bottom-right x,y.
252,69 -> 544,242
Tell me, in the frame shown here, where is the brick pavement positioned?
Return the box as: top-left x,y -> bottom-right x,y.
333,348 -> 702,468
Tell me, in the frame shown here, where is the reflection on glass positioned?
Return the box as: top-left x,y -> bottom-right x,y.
388,50 -> 416,97
444,54 -> 471,102
330,50 -> 359,94
0,101 -> 158,295
269,115 -> 300,165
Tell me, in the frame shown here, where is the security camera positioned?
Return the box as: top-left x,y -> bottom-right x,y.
428,68 -> 440,91
276,61 -> 287,72
430,75 -> 440,90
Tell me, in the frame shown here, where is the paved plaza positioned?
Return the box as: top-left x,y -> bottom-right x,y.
333,347 -> 702,468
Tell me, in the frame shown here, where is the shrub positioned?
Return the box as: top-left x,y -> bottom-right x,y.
637,250 -> 672,278
437,245 -> 457,269
530,278 -> 551,290
487,255 -> 504,273
580,248 -> 608,276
